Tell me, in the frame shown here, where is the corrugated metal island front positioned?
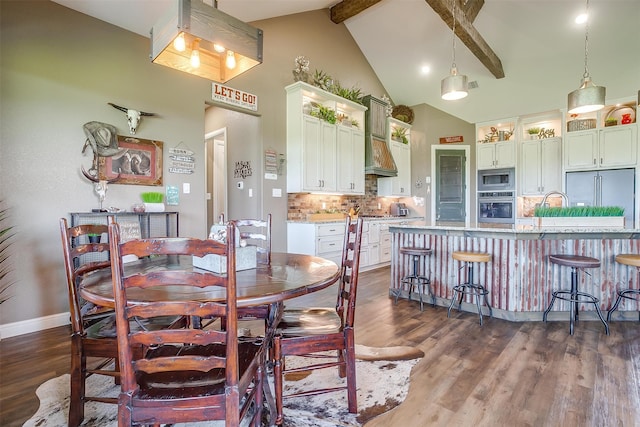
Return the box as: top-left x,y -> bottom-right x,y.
389,224 -> 640,321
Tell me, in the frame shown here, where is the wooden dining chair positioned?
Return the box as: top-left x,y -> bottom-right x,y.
60,218 -> 125,427
273,216 -> 364,425
236,214 -> 272,265
108,222 -> 267,427
60,218 -> 186,427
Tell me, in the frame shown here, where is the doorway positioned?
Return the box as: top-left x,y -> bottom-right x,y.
205,128 -> 227,232
431,145 -> 470,227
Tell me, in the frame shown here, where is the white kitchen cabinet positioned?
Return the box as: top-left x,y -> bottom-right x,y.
378,118 -> 411,197
477,142 -> 516,170
337,126 -> 365,194
564,126 -> 637,171
287,222 -> 346,266
519,137 -> 562,195
286,81 -> 366,194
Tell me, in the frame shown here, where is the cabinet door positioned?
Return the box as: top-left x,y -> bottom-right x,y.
336,127 -> 365,194
477,144 -> 496,169
393,142 -> 411,195
520,140 -> 541,195
539,138 -> 562,193
319,122 -> 337,191
351,129 -> 365,193
302,116 -> 323,191
564,130 -> 597,170
599,126 -> 637,168
495,142 -> 515,168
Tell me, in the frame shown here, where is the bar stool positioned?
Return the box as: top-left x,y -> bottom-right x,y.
543,254 -> 609,335
395,246 -> 434,311
447,251 -> 492,325
607,254 -> 640,322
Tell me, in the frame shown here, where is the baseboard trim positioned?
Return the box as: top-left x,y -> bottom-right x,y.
0,312 -> 70,339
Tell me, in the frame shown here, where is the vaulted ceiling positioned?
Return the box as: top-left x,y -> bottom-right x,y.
52,0 -> 640,124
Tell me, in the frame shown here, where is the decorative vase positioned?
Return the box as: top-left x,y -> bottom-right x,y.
293,70 -> 309,83
88,235 -> 101,243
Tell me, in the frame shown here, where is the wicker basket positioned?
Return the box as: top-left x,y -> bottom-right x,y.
567,119 -> 596,132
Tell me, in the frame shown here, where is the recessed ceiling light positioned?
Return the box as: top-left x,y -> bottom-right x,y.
420,65 -> 431,75
575,13 -> 588,24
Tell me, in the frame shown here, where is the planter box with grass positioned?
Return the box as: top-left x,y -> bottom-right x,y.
534,206 -> 625,229
140,192 -> 165,212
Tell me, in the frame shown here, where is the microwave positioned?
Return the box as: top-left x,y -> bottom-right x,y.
478,168 -> 515,191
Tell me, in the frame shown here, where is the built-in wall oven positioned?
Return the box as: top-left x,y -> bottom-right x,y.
478,168 -> 515,224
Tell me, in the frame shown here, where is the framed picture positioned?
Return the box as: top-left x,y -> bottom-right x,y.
99,136 -> 163,186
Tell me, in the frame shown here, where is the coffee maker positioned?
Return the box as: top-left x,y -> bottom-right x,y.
390,202 -> 409,216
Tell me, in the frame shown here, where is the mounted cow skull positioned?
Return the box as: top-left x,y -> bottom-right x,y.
108,102 -> 156,134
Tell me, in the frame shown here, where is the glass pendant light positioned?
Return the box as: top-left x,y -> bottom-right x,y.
567,0 -> 605,114
441,0 -> 468,100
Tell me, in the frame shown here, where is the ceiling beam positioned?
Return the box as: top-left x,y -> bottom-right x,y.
426,0 -> 504,79
463,0 -> 484,22
330,0 -> 383,24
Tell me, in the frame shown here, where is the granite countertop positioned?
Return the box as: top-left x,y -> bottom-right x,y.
287,216 -> 423,224
389,223 -> 640,240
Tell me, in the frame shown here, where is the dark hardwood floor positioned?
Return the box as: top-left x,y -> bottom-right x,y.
2,266 -> 639,426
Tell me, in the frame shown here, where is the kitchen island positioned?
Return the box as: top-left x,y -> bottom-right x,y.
389,224 -> 640,321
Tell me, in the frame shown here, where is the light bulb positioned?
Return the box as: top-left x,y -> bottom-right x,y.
226,51 -> 236,69
190,40 -> 200,68
173,32 -> 186,52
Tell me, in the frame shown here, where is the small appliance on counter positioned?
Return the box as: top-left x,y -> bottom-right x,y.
390,202 -> 409,216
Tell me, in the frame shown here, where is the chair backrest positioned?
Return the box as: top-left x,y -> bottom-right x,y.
335,217 -> 364,329
60,218 -> 111,335
108,222 -> 241,402
234,214 -> 272,265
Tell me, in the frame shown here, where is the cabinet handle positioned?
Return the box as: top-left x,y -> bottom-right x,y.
600,157 -> 603,165
593,159 -> 596,165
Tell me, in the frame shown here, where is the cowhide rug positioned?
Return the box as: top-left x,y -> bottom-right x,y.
23,345 -> 422,427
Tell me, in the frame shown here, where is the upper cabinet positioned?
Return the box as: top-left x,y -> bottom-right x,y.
518,112 -> 563,195
286,82 -> 367,194
378,118 -> 411,197
564,100 -> 637,171
476,118 -> 516,169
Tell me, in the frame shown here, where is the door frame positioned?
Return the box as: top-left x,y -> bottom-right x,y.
205,128 -> 227,233
430,145 -> 471,227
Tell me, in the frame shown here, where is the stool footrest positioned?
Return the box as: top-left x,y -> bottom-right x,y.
452,283 -> 489,297
551,290 -> 600,305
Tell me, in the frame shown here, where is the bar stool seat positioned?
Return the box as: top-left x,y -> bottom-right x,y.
607,254 -> 640,322
448,251 -> 492,325
543,254 -> 609,335
395,246 -> 434,311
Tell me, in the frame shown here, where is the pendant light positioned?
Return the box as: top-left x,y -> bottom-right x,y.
567,0 -> 605,114
441,0 -> 468,100
150,0 -> 263,83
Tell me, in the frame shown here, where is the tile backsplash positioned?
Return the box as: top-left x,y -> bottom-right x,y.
287,176 -> 400,220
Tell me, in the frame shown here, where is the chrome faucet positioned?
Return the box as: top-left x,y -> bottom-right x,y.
540,191 -> 570,208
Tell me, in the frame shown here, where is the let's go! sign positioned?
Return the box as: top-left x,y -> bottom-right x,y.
212,83 -> 258,112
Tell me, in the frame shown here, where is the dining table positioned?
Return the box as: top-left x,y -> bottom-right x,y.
79,251 -> 341,308
78,251 -> 341,426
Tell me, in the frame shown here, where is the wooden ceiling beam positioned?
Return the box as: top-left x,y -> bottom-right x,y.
426,0 -> 504,79
330,0 -> 383,24
463,0 -> 484,22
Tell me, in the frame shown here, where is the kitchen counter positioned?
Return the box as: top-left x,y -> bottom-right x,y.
287,216 -> 423,224
389,225 -> 640,321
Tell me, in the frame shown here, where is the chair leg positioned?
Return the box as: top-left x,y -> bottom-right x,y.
345,328 -> 357,414
607,293 -> 624,322
68,335 -> 85,427
273,335 -> 284,426
542,293 -> 558,323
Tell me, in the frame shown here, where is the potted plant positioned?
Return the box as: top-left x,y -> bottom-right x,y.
87,232 -> 101,243
534,205 -> 625,228
527,127 -> 541,139
605,118 -> 618,127
391,127 -> 408,144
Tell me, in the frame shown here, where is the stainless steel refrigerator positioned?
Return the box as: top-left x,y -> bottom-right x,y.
565,168 -> 635,227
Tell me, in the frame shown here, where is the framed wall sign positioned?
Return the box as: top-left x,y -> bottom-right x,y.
99,136 -> 163,186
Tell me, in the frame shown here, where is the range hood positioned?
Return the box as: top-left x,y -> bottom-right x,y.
365,135 -> 397,177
